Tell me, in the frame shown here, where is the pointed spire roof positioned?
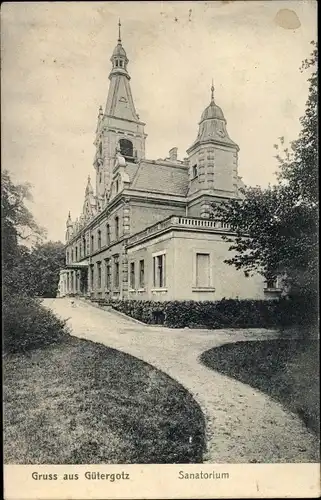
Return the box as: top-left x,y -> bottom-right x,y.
66,211 -> 72,227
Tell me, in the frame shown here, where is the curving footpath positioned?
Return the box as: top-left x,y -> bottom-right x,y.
44,298 -> 318,463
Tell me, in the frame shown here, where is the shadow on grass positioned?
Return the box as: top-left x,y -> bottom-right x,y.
200,339 -> 320,435
4,336 -> 206,464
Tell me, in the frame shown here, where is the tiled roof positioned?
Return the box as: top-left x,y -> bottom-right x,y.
131,160 -> 189,196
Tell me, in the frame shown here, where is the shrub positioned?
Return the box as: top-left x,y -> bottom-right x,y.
106,297 -> 318,330
3,294 -> 70,354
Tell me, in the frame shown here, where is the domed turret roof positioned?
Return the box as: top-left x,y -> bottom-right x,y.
200,101 -> 225,122
112,42 -> 127,58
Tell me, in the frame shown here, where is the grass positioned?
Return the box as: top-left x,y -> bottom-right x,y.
4,336 -> 205,464
201,338 -> 320,437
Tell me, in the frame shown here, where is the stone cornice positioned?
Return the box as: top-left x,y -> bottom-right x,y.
65,189 -> 188,247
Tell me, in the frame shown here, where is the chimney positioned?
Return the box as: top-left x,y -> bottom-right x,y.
169,147 -> 178,161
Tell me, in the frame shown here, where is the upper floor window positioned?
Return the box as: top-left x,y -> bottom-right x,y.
83,236 -> 86,257
90,234 -> 94,253
119,138 -> 133,158
192,164 -> 198,178
97,229 -> 101,250
115,216 -> 119,240
99,142 -> 103,157
75,246 -> 78,261
106,223 -> 111,246
115,179 -> 119,193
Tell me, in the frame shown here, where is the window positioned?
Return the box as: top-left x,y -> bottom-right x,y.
115,60 -> 119,67
90,265 -> 94,289
75,246 -> 78,261
129,262 -> 135,289
97,229 -> 101,249
153,253 -> 166,288
119,138 -> 133,157
115,179 -> 119,193
114,257 -> 120,288
83,236 -> 86,257
266,277 -> 278,289
106,223 -> 110,246
119,60 -> 123,67
97,262 -> 102,288
196,253 -> 210,287
99,172 -> 102,183
192,164 -> 198,178
90,234 -> 94,253
115,216 -> 119,240
99,142 -> 102,157
139,260 -> 145,288
71,249 -> 74,262
105,259 -> 111,289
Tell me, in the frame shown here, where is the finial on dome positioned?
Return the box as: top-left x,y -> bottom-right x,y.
211,79 -> 215,103
118,19 -> 121,43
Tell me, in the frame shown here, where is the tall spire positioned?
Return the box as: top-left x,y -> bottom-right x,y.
118,19 -> 121,43
211,79 -> 215,103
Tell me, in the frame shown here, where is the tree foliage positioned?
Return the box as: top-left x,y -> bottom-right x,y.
212,41 -> 318,299
2,170 -> 64,297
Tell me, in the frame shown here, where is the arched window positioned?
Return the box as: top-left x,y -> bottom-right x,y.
119,138 -> 133,158
97,229 -> 101,249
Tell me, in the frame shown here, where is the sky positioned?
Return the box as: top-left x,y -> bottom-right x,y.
1,1 -> 317,242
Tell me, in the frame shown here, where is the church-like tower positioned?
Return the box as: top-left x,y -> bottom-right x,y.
94,21 -> 147,204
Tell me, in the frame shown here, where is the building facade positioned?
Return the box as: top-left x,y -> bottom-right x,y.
58,24 -> 279,302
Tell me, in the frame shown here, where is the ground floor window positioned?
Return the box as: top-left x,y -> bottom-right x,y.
139,259 -> 145,288
90,265 -> 94,289
196,253 -> 210,287
114,256 -> 119,288
129,262 -> 135,289
105,258 -> 111,289
97,261 -> 102,288
153,253 -> 166,288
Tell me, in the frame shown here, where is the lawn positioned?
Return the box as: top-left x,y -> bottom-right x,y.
201,338 -> 320,438
4,336 -> 205,464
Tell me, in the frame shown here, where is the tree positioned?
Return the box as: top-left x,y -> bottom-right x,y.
28,242 -> 65,297
211,42 -> 318,300
2,170 -> 45,296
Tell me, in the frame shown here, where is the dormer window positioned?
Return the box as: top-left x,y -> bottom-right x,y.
192,165 -> 198,178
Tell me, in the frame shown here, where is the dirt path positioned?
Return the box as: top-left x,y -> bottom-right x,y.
44,298 -> 318,463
